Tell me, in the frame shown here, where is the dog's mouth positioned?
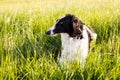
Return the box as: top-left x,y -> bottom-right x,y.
46,30 -> 83,39
46,30 -> 55,35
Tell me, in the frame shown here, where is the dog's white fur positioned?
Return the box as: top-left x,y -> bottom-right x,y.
59,25 -> 97,66
47,16 -> 97,66
48,24 -> 97,66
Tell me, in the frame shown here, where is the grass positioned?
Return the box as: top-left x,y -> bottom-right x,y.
0,0 -> 120,80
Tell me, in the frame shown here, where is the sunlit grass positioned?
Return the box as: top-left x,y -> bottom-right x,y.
0,0 -> 120,80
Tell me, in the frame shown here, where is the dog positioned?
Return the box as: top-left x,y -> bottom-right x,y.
46,14 -> 97,66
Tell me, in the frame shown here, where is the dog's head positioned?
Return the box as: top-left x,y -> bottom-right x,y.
46,14 -> 84,38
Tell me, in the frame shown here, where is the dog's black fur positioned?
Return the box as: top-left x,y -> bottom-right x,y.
46,14 -> 97,65
46,14 -> 85,39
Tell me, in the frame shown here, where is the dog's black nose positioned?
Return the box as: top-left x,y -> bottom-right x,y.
46,30 -> 50,35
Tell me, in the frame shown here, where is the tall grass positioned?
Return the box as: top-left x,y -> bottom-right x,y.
0,0 -> 120,80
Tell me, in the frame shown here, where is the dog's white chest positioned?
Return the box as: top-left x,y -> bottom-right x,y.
59,32 -> 89,65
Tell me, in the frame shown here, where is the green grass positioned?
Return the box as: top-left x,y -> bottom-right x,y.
0,0 -> 120,80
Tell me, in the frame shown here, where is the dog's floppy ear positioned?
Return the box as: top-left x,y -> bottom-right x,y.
72,15 -> 84,29
85,26 -> 97,42
71,15 -> 84,38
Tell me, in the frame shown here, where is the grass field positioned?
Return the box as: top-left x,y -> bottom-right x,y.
0,0 -> 120,80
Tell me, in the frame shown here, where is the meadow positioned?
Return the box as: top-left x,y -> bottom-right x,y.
0,0 -> 120,80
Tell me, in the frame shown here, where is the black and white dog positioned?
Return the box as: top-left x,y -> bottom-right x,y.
46,14 -> 97,66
